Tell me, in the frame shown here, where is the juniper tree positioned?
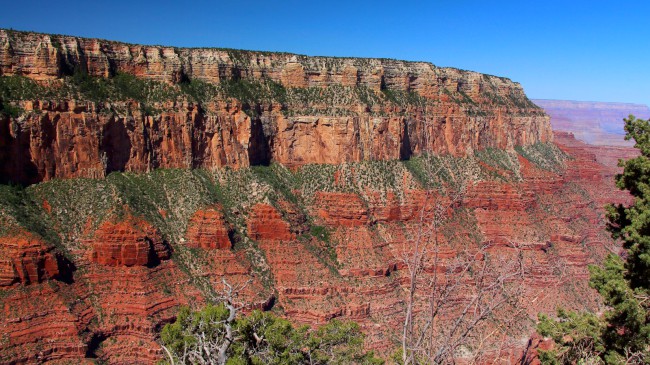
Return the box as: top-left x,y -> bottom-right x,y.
538,115 -> 650,364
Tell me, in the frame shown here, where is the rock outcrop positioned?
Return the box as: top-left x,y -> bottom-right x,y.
0,129 -> 635,364
247,203 -> 295,241
0,230 -> 61,286
185,206 -> 232,250
90,216 -> 171,267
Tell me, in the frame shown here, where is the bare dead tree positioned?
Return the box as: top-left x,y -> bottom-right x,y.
399,156 -> 525,364
400,156 -> 468,364
161,278 -> 252,365
427,245 -> 524,363
622,348 -> 646,365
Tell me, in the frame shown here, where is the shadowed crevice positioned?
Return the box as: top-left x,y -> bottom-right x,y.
248,118 -> 271,166
85,332 -> 108,358
101,119 -> 132,174
400,120 -> 412,161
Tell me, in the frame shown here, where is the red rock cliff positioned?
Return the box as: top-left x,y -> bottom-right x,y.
0,29 -> 551,184
0,132 -> 635,364
0,30 -> 580,365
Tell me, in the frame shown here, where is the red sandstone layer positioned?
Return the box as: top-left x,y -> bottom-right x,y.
0,30 -> 551,184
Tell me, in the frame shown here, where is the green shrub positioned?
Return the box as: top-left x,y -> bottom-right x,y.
0,75 -> 46,100
537,309 -> 605,364
179,78 -> 218,105
515,143 -> 567,172
160,305 -> 383,365
0,101 -> 23,118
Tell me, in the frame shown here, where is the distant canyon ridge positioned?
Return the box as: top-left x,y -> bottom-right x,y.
533,99 -> 650,146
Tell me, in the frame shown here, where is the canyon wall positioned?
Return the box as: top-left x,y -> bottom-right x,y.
0,30 -> 629,364
0,29 -> 551,184
0,132 -> 635,364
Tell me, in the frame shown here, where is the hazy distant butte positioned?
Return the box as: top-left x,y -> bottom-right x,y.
533,99 -> 650,146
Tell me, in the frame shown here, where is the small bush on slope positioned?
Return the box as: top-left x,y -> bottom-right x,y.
160,305 -> 383,365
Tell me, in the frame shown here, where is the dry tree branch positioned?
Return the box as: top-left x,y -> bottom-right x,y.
399,156 -> 527,364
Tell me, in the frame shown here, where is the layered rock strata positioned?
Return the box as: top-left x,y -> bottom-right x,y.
185,206 -> 232,250
90,216 -> 171,267
0,29 -> 551,184
0,132 -> 636,363
0,30 -> 632,365
0,230 -> 61,286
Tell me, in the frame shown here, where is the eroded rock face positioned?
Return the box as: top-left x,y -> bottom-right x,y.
0,100 -> 254,184
91,217 -> 170,267
314,192 -> 369,226
185,206 -> 232,250
0,230 -> 61,286
0,134 -> 637,364
0,30 -> 548,99
0,283 -> 89,363
247,203 -> 295,241
0,30 -> 552,185
0,30 -> 632,365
